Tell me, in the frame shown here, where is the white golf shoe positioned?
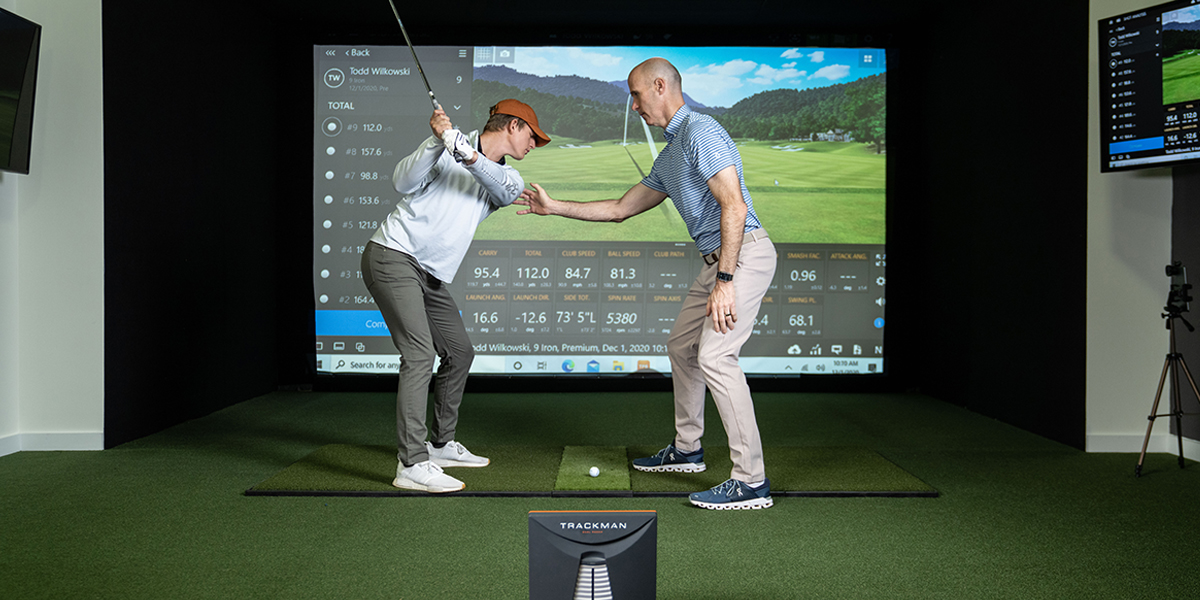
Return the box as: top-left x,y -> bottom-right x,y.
393,460 -> 465,493
426,440 -> 490,468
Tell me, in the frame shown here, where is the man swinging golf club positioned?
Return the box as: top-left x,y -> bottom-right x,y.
363,100 -> 550,492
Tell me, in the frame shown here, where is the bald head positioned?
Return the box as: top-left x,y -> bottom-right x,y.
630,58 -> 683,97
627,58 -> 685,128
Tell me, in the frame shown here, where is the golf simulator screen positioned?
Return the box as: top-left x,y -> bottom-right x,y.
313,44 -> 887,377
1101,0 -> 1200,171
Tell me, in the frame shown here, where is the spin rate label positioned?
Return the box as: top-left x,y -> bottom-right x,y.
600,292 -> 644,335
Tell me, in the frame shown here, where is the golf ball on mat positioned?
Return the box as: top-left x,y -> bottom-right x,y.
589,466 -> 600,477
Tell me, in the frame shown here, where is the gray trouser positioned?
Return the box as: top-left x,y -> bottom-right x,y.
361,242 -> 474,467
667,230 -> 775,483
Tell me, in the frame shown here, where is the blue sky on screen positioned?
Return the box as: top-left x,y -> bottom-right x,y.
485,46 -> 885,108
1164,6 -> 1200,25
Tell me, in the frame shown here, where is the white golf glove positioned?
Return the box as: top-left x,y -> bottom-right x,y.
442,129 -> 476,163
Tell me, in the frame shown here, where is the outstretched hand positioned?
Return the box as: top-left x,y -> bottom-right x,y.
514,183 -> 555,216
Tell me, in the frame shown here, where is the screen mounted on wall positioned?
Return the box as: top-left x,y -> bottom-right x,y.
1100,0 -> 1200,171
313,43 -> 887,377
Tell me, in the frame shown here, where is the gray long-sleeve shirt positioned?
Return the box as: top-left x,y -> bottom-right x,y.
369,132 -> 523,283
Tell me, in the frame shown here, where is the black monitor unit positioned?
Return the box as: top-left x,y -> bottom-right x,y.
0,7 -> 41,175
1100,0 -> 1200,171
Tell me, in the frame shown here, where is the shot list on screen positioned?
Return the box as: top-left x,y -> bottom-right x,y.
1102,3 -> 1200,170
314,45 -> 886,376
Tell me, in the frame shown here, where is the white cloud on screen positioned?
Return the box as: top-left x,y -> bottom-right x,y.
510,48 -> 624,79
808,51 -> 825,63
681,60 -> 757,102
748,64 -> 806,86
567,48 -> 623,67
1164,6 -> 1200,25
781,48 -> 804,59
809,64 -> 850,81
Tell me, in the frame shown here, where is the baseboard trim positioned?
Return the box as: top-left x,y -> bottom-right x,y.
0,434 -> 18,457
1087,432 -> 1200,456
0,432 -> 104,456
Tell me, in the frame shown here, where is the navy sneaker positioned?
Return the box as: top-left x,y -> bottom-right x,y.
632,444 -> 706,473
689,478 -> 773,510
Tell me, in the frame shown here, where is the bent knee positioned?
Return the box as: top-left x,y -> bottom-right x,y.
400,350 -> 436,372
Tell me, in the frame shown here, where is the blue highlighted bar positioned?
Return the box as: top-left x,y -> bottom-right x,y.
315,310 -> 391,336
1109,137 -> 1164,154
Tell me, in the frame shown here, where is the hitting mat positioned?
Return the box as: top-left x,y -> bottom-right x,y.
246,445 -> 937,497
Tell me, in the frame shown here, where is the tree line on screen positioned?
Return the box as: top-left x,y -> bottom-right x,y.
1164,28 -> 1200,59
472,79 -> 630,143
470,71 -> 885,152
714,73 -> 885,152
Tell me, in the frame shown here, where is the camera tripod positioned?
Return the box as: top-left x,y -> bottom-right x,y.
1135,309 -> 1200,477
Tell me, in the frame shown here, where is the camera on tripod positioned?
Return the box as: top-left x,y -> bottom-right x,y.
1165,261 -> 1191,315
1138,261 -> 1200,477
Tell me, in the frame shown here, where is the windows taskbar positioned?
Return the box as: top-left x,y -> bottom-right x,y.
315,354 -> 883,375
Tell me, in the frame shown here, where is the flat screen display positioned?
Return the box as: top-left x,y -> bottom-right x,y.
313,44 -> 887,376
1100,0 -> 1200,171
0,8 -> 40,174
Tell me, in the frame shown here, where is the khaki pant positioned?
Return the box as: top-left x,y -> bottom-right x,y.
361,242 -> 474,467
667,230 -> 775,482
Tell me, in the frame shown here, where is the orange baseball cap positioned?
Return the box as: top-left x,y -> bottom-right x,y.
492,99 -> 551,147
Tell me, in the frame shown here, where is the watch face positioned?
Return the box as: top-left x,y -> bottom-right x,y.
717,271 -> 734,282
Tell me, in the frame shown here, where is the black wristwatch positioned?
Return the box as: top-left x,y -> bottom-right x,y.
716,271 -> 734,282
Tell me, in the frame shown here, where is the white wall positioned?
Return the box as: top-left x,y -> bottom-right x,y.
0,0 -> 105,456
1088,0 -> 1200,456
0,0 -> 17,454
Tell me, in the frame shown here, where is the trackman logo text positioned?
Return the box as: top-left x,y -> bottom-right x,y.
560,522 -> 629,531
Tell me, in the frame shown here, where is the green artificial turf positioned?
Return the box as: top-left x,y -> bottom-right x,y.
248,442 -> 933,496
248,444 -> 562,494
626,445 -> 935,494
555,445 -> 631,491
4,391 -> 1200,599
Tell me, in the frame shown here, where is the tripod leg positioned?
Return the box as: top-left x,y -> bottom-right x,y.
1138,357 -> 1172,477
1174,355 -> 1200,469
1173,358 -> 1186,469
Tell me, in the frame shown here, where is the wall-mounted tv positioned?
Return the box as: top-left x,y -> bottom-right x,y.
1099,0 -> 1200,172
312,37 -> 888,378
0,7 -> 41,175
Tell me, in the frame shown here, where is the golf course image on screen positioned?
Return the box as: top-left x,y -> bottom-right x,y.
467,46 -> 886,245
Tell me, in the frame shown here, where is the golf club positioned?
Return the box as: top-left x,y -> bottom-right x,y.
624,95 -> 676,223
386,0 -> 441,111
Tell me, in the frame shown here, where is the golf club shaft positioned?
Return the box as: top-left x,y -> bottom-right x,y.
386,0 -> 441,110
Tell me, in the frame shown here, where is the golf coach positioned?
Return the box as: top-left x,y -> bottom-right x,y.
515,58 -> 776,510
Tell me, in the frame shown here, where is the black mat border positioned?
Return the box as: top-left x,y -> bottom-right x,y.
245,488 -> 938,498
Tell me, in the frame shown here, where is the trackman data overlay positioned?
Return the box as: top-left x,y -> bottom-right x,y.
314,44 -> 887,375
